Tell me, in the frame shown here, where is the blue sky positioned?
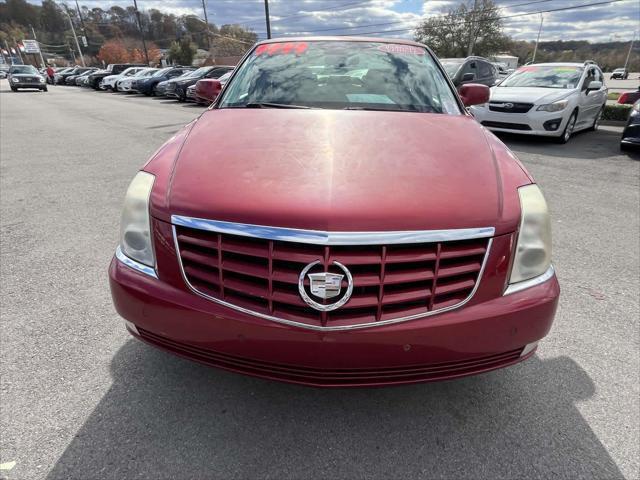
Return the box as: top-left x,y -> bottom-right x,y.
51,0 -> 640,42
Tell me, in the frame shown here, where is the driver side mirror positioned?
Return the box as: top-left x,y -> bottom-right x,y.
458,83 -> 490,107
586,80 -> 602,93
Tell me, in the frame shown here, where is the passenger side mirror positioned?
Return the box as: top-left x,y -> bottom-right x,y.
462,72 -> 475,82
196,79 -> 223,103
458,83 -> 490,107
586,80 -> 602,93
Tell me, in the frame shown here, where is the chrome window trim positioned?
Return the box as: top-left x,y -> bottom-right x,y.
504,264 -> 555,296
171,222 -> 493,331
115,245 -> 158,279
171,215 -> 495,245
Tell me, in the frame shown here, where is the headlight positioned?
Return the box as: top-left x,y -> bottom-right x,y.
508,184 -> 552,285
537,100 -> 568,112
11,77 -> 19,83
39,77 -> 45,83
120,171 -> 155,267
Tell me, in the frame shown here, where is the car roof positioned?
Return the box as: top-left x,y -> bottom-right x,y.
255,36 -> 427,48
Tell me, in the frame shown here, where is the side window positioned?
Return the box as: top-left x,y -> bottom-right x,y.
478,61 -> 492,78
582,68 -> 596,90
594,69 -> 603,83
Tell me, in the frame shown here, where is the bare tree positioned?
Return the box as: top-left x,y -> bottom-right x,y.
414,0 -> 510,58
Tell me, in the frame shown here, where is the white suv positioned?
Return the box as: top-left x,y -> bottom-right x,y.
471,62 -> 607,143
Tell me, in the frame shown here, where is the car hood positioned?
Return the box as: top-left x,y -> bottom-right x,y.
158,109 -> 530,234
490,86 -> 575,105
10,73 -> 42,78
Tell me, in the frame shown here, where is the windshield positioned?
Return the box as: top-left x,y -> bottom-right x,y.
136,68 -> 156,77
10,65 -> 38,75
440,59 -> 464,77
219,71 -> 232,83
220,41 -> 460,113
152,67 -> 172,78
188,67 -> 210,77
500,65 -> 584,89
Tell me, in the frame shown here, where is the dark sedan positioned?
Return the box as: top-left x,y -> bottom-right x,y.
8,65 -> 47,91
621,100 -> 640,151
136,67 -> 193,96
166,66 -> 234,102
64,67 -> 96,85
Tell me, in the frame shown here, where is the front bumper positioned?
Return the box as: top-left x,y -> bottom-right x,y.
12,81 -> 45,88
621,123 -> 640,146
472,105 -> 571,137
109,237 -> 560,387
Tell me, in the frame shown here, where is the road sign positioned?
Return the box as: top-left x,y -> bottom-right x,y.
22,39 -> 40,54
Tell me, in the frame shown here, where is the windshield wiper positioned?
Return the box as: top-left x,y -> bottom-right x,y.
243,102 -> 311,109
344,106 -> 433,113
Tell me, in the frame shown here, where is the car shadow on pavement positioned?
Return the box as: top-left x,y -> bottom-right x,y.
496,128 -> 639,161
45,340 -> 624,480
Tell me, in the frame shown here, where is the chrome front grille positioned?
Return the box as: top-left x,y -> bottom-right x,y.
488,102 -> 534,113
172,218 -> 493,330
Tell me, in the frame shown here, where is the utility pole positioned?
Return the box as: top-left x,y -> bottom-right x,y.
63,7 -> 85,66
264,0 -> 271,39
132,0 -> 150,65
531,13 -> 544,64
201,0 -> 211,50
74,0 -> 89,46
623,32 -> 636,72
466,0 -> 479,56
30,25 -> 47,68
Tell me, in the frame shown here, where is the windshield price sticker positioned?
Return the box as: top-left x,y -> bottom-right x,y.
255,42 -> 309,56
377,44 -> 425,55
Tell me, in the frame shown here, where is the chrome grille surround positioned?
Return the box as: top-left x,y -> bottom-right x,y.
171,215 -> 494,331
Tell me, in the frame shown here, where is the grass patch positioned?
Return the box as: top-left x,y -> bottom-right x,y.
607,92 -> 620,101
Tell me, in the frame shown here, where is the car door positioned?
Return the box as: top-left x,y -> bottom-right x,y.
577,67 -> 605,128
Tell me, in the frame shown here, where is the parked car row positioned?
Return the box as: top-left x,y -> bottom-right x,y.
58,65 -> 234,105
46,62 -> 234,106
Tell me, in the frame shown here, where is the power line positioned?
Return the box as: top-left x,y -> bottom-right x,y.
240,0 -> 373,26
281,0 -> 556,35
334,0 -> 633,37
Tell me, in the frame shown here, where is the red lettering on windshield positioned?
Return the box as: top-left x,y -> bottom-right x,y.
255,42 -> 308,56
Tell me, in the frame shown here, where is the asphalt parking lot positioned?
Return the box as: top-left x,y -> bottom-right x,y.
1,82 -> 638,480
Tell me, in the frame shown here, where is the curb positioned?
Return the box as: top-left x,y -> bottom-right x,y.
601,120 -> 626,127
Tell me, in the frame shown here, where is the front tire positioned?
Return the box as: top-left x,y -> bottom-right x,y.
556,111 -> 577,144
10,86 -> 17,92
42,86 -> 48,92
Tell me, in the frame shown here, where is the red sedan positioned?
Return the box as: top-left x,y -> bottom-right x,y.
110,37 -> 559,387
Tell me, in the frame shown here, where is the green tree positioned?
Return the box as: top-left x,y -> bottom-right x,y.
168,36 -> 196,65
414,0 -> 510,58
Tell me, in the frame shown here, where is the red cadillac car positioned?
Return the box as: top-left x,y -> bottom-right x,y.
109,37 -> 559,387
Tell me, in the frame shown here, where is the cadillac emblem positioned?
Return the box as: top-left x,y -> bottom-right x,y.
298,260 -> 353,311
